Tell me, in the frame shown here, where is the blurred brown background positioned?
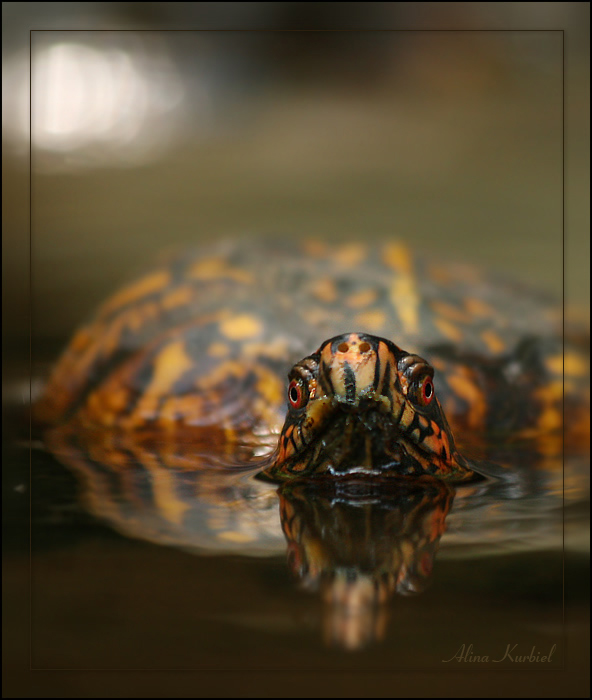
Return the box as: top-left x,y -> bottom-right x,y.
3,3 -> 590,360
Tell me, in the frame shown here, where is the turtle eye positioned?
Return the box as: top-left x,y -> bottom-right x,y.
288,378 -> 309,409
414,375 -> 435,407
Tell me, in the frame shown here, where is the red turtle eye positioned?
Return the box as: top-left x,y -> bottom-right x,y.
288,378 -> 308,409
419,552 -> 433,577
418,375 -> 434,406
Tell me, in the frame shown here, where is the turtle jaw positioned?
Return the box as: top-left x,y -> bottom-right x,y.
265,394 -> 470,481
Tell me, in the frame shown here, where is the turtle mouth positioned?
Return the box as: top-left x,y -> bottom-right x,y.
293,395 -> 425,478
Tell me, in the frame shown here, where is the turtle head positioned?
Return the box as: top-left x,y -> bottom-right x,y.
262,333 -> 476,482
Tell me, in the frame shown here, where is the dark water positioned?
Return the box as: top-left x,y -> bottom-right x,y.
3,388 -> 589,696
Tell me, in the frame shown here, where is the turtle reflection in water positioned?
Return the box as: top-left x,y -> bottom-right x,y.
36,238 -> 589,649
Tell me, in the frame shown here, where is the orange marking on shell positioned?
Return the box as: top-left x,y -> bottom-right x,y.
546,352 -> 589,378
249,368 -> 286,435
160,285 -> 193,311
434,318 -> 463,343
219,314 -> 263,341
463,297 -> 497,318
70,328 -> 93,353
82,380 -> 133,428
127,301 -> 159,333
431,300 -> 470,324
446,368 -> 487,430
427,264 -> 453,285
208,342 -> 230,358
188,257 -> 253,284
125,394 -> 160,428
302,239 -> 329,257
333,243 -> 367,267
480,329 -> 506,354
430,357 -> 446,372
99,302 -> 160,357
99,271 -> 170,318
345,288 -> 378,309
158,396 -> 205,427
311,278 -> 338,303
241,338 -> 290,360
354,309 -> 387,332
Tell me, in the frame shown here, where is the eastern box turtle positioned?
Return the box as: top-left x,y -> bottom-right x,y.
35,237 -> 588,484
34,236 -> 589,648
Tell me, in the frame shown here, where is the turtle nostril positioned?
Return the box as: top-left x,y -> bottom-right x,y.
359,342 -> 371,353
337,342 -> 349,353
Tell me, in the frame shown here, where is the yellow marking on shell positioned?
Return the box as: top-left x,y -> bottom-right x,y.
188,257 -> 253,284
241,338 -> 289,360
99,271 -> 170,317
158,396 -> 206,427
219,314 -> 263,341
208,342 -> 230,358
97,302 -> 161,358
217,530 -> 254,544
333,243 -> 367,267
146,341 -> 193,397
383,243 -> 419,335
480,329 -> 506,354
464,297 -> 497,318
160,285 -> 193,310
198,359 -> 245,389
447,368 -> 487,429
311,278 -> 338,303
253,370 -> 284,409
431,300 -> 470,324
249,369 -> 286,437
546,352 -> 589,378
354,309 -> 387,331
345,289 -> 378,309
434,317 -> 463,343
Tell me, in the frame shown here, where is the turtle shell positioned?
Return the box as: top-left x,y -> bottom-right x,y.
36,237 -> 583,455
